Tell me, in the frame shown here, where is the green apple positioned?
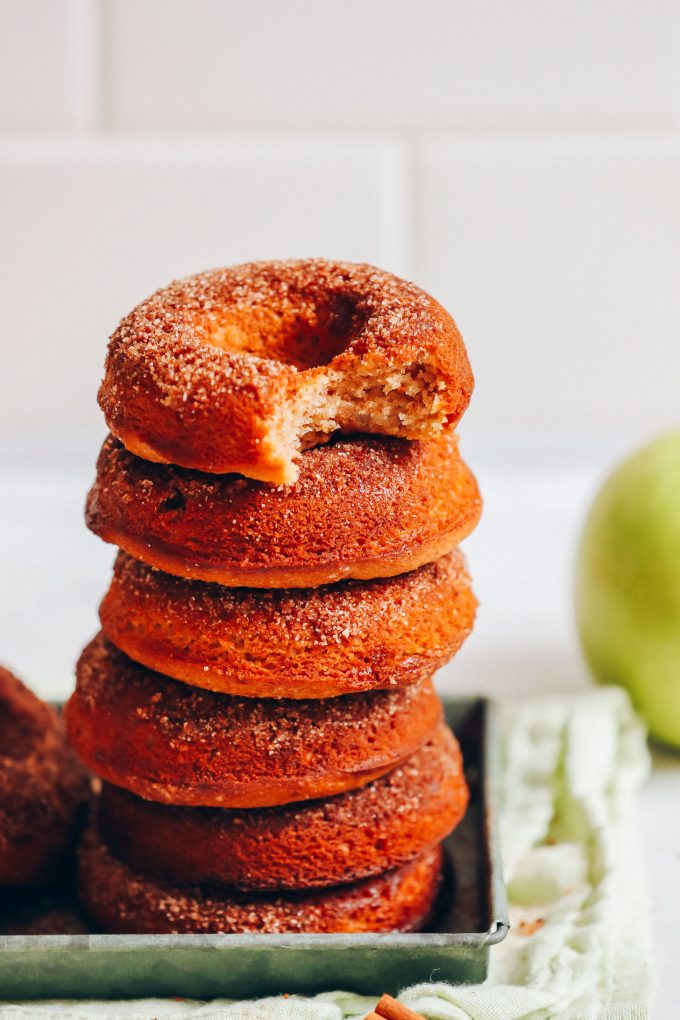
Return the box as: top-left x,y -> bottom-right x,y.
575,429 -> 680,748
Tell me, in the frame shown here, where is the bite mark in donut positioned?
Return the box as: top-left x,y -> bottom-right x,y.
100,260 -> 474,484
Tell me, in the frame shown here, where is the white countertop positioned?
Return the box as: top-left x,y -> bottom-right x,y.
0,431 -> 678,1017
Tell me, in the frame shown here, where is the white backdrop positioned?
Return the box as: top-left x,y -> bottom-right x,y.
1,1 -> 679,440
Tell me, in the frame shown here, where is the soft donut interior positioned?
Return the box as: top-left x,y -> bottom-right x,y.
302,359 -> 451,435
274,359 -> 453,483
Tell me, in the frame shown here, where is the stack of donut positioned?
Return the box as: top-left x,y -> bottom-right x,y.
65,259 -> 482,934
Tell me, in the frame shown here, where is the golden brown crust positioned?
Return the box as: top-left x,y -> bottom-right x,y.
65,635 -> 442,809
98,723 -> 467,891
99,260 -> 473,483
0,667 -> 89,887
100,550 -> 477,698
86,433 -> 481,588
78,829 -> 443,934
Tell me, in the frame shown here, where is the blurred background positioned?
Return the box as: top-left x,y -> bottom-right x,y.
1,0 -> 679,701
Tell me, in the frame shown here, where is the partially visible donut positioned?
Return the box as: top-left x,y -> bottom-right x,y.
78,829 -> 444,934
100,260 -> 473,484
0,667 -> 89,887
65,635 -> 441,809
99,550 -> 477,698
87,432 -> 481,588
98,723 -> 468,890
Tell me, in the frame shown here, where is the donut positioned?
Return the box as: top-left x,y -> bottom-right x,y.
0,667 -> 89,887
65,635 -> 441,809
97,723 -> 467,891
86,432 -> 481,588
100,550 -> 477,698
78,828 -> 443,934
99,260 -> 473,484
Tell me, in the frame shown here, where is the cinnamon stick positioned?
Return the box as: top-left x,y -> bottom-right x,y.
374,993 -> 427,1020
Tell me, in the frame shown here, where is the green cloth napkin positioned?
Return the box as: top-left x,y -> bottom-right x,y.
0,687 -> 653,1020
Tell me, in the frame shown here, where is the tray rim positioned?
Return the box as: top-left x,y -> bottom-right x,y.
479,695 -> 509,945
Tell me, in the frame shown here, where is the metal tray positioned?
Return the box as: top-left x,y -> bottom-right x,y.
0,697 -> 508,999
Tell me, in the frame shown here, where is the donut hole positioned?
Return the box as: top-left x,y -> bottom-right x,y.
0,699 -> 43,760
203,295 -> 363,371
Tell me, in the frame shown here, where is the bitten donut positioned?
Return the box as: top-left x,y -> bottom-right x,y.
0,667 -> 89,886
100,259 -> 473,484
78,830 -> 443,934
100,550 -> 477,698
87,433 -> 481,588
98,723 -> 468,890
65,635 -> 441,809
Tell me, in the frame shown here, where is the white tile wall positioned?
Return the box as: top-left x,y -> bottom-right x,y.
0,0 -> 679,441
0,0 -> 98,130
415,135 -> 680,439
0,137 -> 407,429
105,0 -> 680,130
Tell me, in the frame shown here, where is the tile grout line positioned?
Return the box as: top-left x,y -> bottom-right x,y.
71,0 -> 107,132
377,139 -> 414,278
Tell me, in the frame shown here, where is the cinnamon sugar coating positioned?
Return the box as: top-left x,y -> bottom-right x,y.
78,831 -> 443,934
100,260 -> 473,484
65,635 -> 441,809
98,723 -> 467,891
100,550 -> 477,698
86,432 -> 481,588
0,667 -> 89,886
